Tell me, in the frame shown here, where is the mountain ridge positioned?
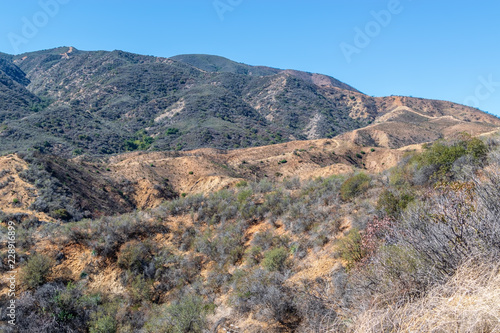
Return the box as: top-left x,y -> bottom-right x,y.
0,46 -> 498,157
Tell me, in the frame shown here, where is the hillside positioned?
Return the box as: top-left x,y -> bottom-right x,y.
1,132 -> 500,332
1,46 -> 500,332
0,135 -> 407,222
0,47 -> 498,156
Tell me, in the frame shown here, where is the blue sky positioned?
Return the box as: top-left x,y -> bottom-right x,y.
1,0 -> 499,116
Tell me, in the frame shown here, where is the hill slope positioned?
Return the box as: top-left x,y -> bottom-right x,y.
0,47 -> 498,156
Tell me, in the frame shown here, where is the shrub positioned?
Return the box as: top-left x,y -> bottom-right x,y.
235,180 -> 248,188
231,269 -> 299,328
143,295 -> 213,333
117,242 -> 154,276
396,181 -> 500,278
166,128 -> 180,135
376,190 -> 414,217
413,136 -> 488,182
340,173 -> 370,200
52,208 -> 72,221
16,282 -> 93,332
337,228 -> 366,270
237,188 -> 252,204
283,176 -> 301,190
350,261 -> 500,333
262,247 -> 289,272
128,275 -> 152,304
21,253 -> 54,289
89,314 -> 116,333
245,246 -> 264,266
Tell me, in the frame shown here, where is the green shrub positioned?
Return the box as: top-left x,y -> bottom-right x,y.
128,275 -> 152,304
262,247 -> 288,272
377,190 -> 414,217
124,130 -> 155,151
237,189 -> 253,204
166,128 -> 180,135
52,208 -> 72,221
235,180 -> 248,188
340,173 -> 370,200
337,228 -> 366,270
143,295 -> 213,333
413,136 -> 488,181
246,246 -> 263,266
21,253 -> 54,289
89,313 -> 117,333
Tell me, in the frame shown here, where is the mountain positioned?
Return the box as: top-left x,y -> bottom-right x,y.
2,47 -> 500,333
0,46 -> 498,157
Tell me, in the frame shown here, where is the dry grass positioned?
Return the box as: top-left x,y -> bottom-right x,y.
347,261 -> 500,333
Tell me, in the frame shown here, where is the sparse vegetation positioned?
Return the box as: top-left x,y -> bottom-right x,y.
0,134 -> 499,332
0,48 -> 499,332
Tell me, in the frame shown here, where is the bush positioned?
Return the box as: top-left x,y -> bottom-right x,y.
166,128 -> 179,135
262,247 -> 289,272
337,228 -> 366,270
235,180 -> 248,188
377,189 -> 414,217
143,295 -> 213,333
52,208 -> 72,221
16,282 -> 94,332
413,136 -> 488,182
349,261 -> 500,333
231,269 -> 299,328
21,253 -> 54,289
395,181 -> 500,278
89,314 -> 116,333
245,246 -> 264,266
117,242 -> 154,276
340,173 -> 370,200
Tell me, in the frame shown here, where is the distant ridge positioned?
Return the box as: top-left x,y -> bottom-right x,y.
0,46 -> 497,157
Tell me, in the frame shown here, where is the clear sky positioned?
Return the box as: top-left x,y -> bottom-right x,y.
1,0 -> 499,116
